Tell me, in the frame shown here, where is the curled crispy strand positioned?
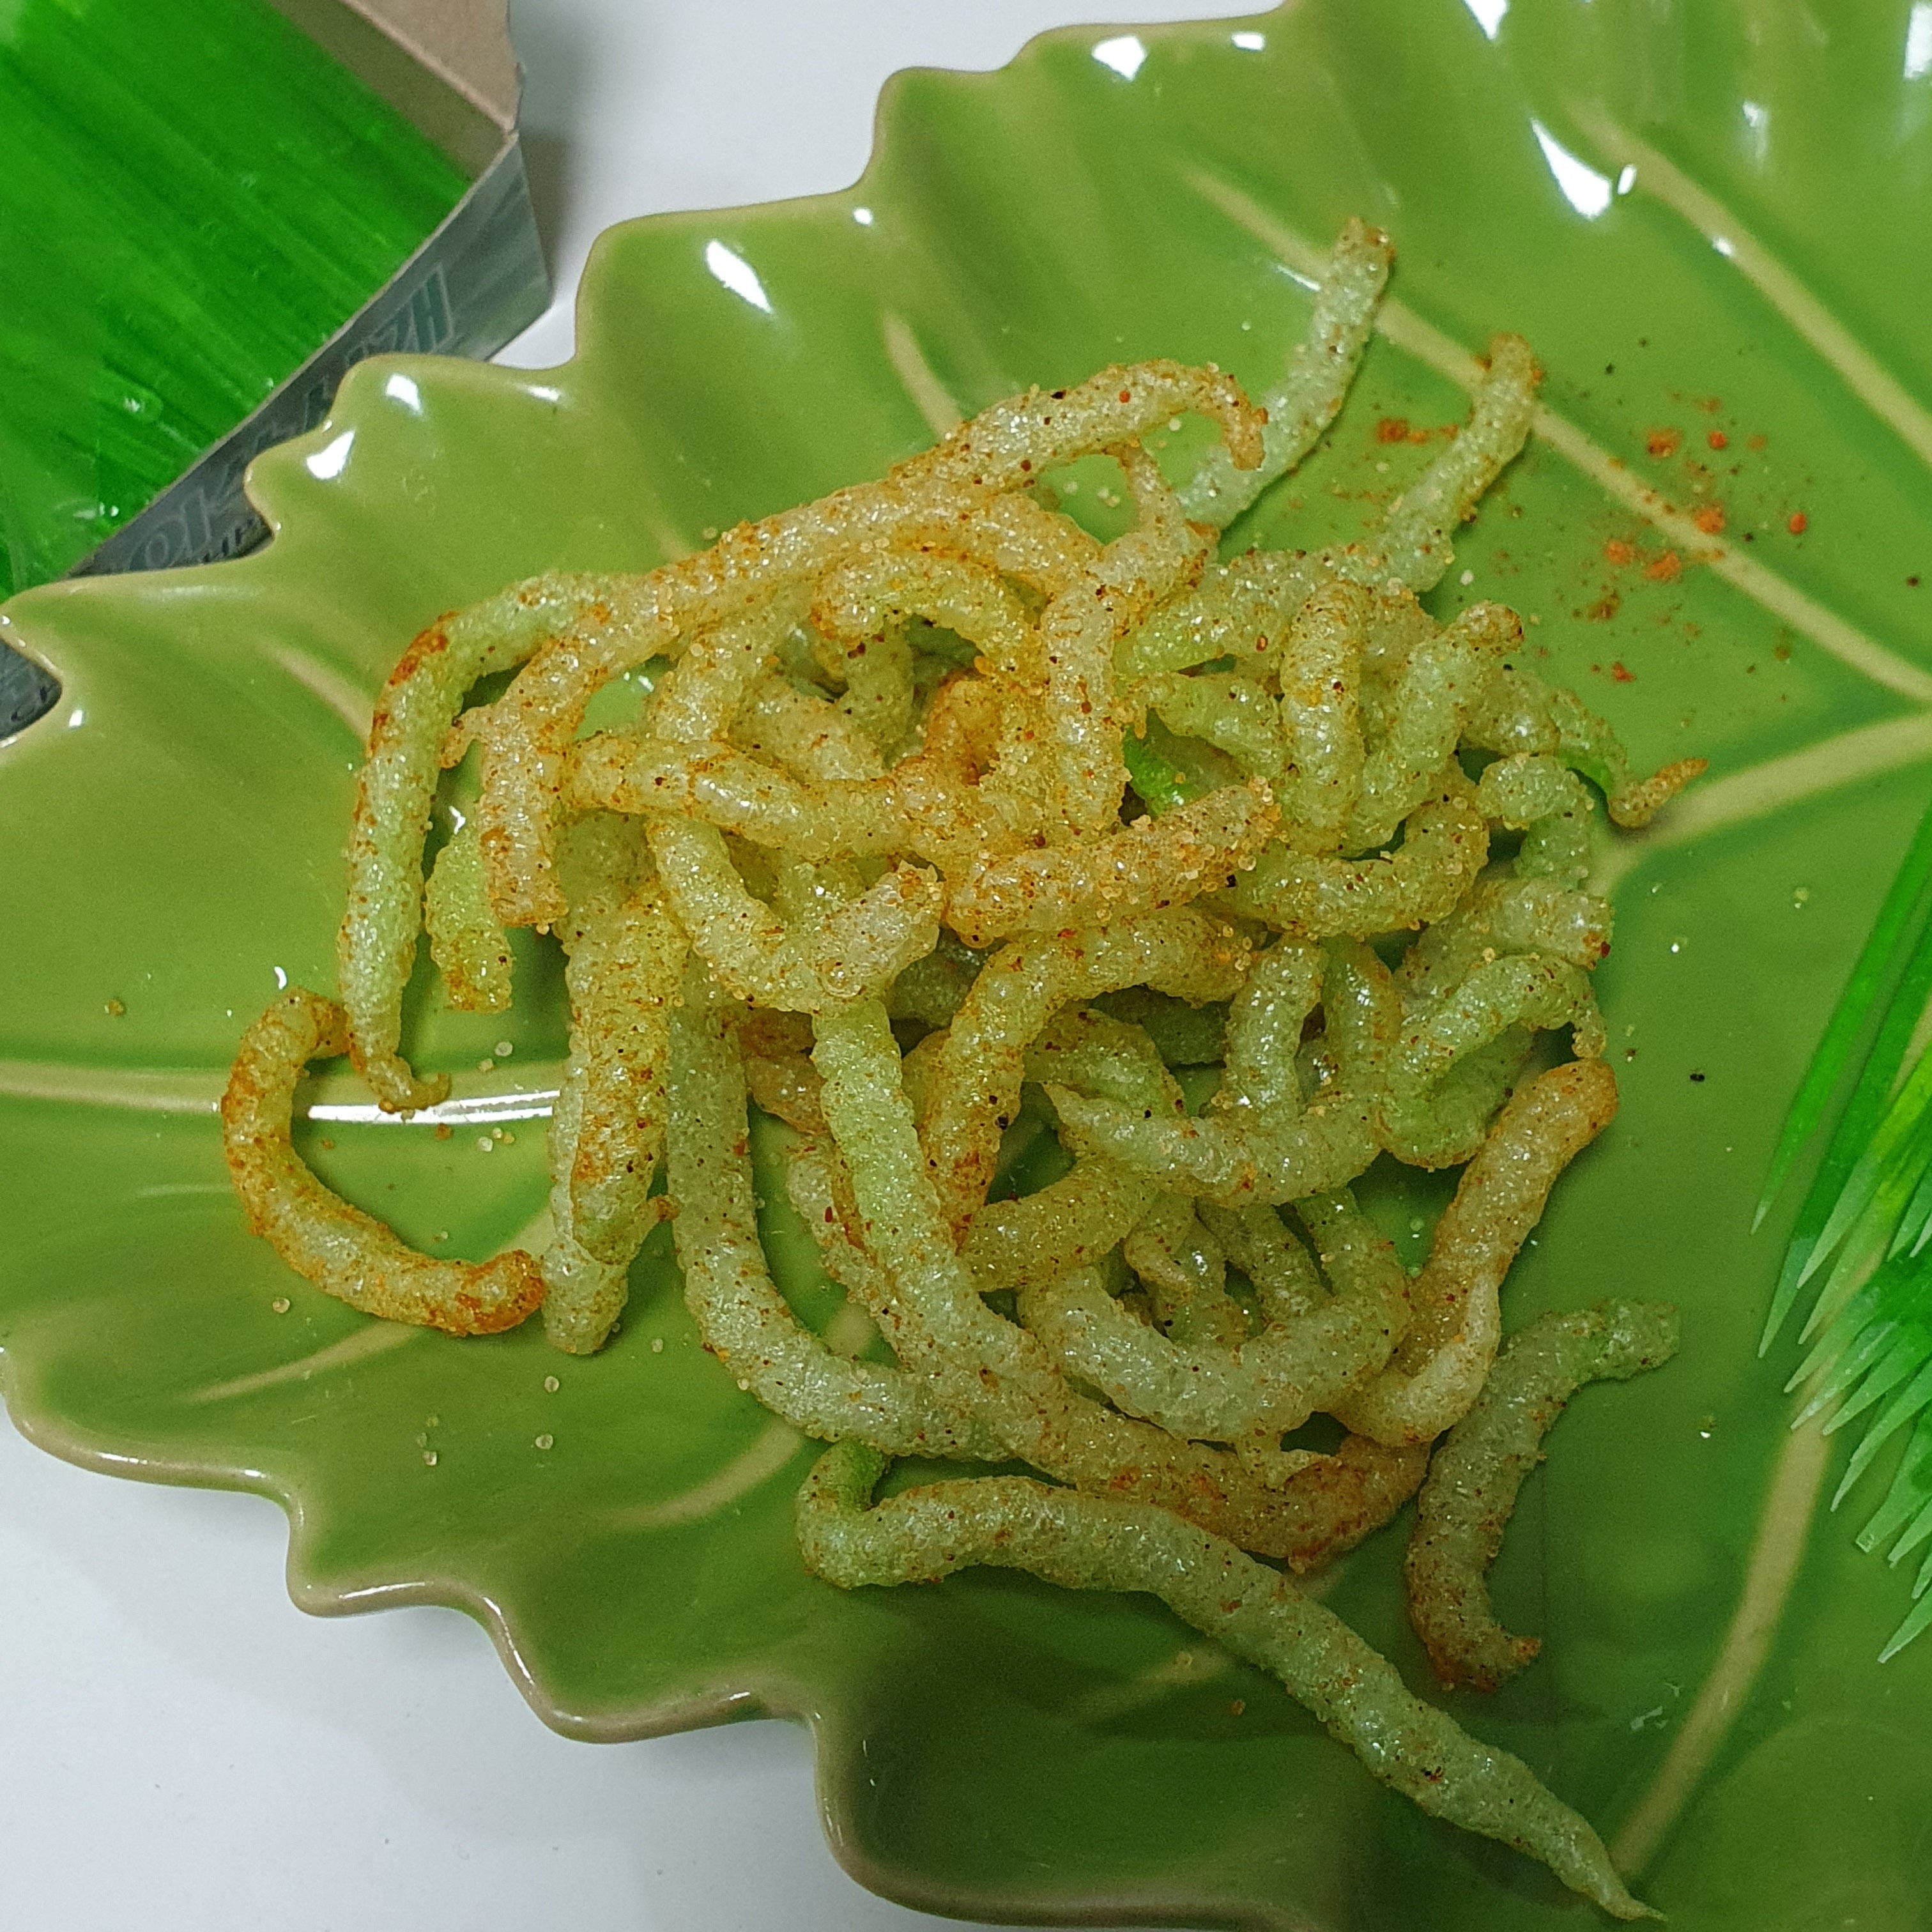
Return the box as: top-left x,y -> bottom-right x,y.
1124,1192 -> 1246,1346
955,1009 -> 1181,1295
1008,444 -> 1211,838
1390,954 -> 1602,1097
1342,335 -> 1540,593
220,990 -> 543,1335
819,548 -> 1028,795
1402,877 -> 1613,996
1337,1059 -> 1621,1445
648,816 -> 940,1012
1271,1432 -> 1432,1572
664,988 -> 1002,1459
1178,217 -> 1393,527
1046,1078 -> 1372,1208
539,812 -> 656,1350
1324,934 -> 1540,1170
815,998 -> 1418,1559
959,1160 -> 1146,1294
1475,752 -> 1596,889
946,779 -> 1279,948
1117,548 -> 1324,682
956,492 -> 1101,597
424,820 -> 514,1013
1343,601 -> 1516,851
1464,664 -> 1706,830
732,673 -> 885,783
1047,943 -> 1381,1208
745,1050 -> 827,1135
1273,576 -> 1367,853
1407,1298 -> 1680,1690
1227,766 -> 1489,937
468,362 -> 1264,926
1017,1195 -> 1405,1446
542,1052 -> 632,1356
340,576 -> 641,1109
920,908 -> 1254,1234
569,735 -> 910,861
566,880 -> 685,1267
799,1443 -> 1653,1922
1199,1201 -> 1324,1325
1141,671 -> 1285,778
1609,756 -> 1707,829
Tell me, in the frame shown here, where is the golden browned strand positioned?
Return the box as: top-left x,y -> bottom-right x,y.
944,779 -> 1280,948
220,989 -> 543,1335
744,1052 -> 828,1135
341,575 -> 659,1114
919,908 -> 1255,1236
1276,1433 -> 1432,1572
1337,1059 -> 1621,1445
468,362 -> 1265,931
1609,755 -> 1708,828
564,879 -> 686,1267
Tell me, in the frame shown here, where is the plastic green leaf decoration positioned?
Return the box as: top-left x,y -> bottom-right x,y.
1759,788 -> 1932,1660
10,2 -> 1932,1926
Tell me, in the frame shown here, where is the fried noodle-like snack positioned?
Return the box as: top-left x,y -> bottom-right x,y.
221,990 -> 544,1334
224,222 -> 1704,1917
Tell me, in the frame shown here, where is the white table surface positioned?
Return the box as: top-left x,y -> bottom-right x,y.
0,4 -> 1235,1929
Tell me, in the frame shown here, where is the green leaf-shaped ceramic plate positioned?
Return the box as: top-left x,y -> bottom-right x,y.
6,2 -> 1932,1924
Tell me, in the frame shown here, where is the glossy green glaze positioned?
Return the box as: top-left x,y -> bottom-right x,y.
4,2 -> 1932,1924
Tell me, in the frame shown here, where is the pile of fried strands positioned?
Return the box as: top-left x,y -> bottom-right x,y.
222,222 -> 1699,1918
